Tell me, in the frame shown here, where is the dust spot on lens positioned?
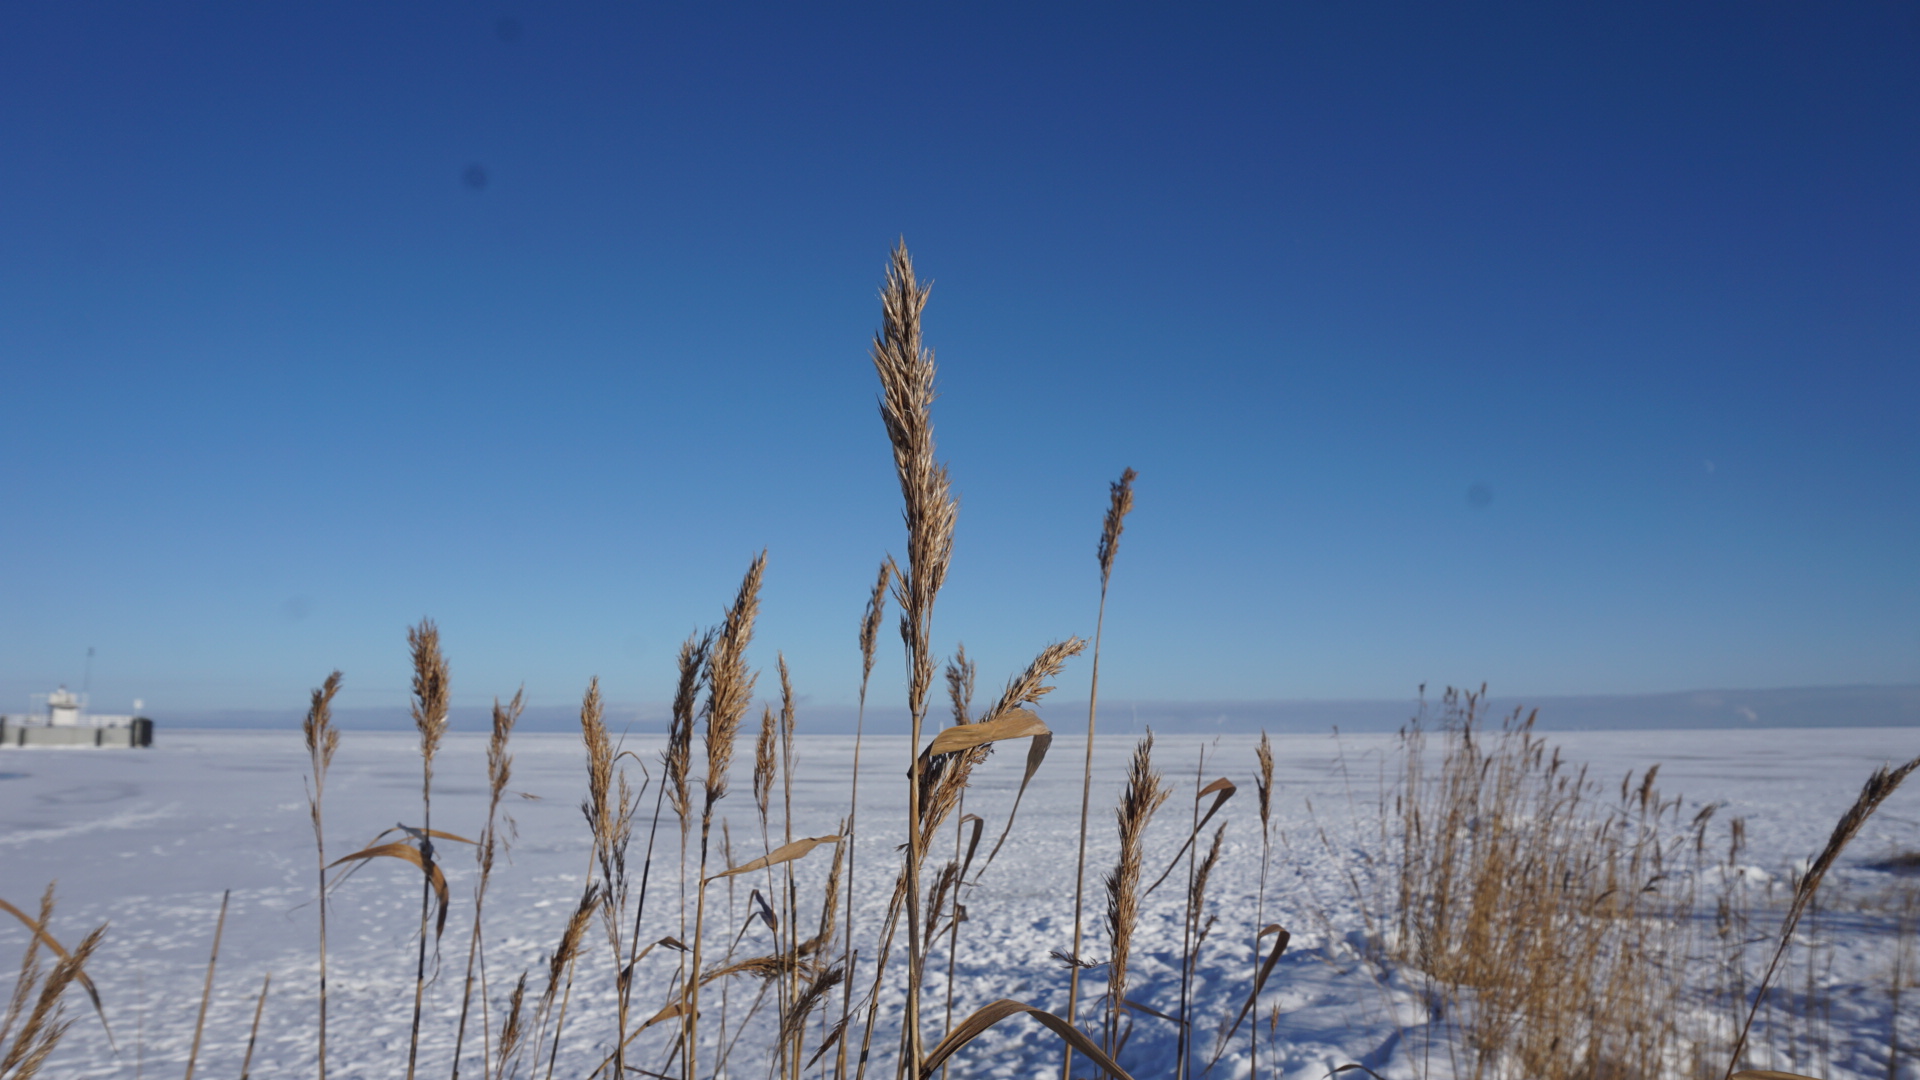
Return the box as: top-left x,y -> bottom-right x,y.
463,163 -> 489,190
495,17 -> 523,42
1466,483 -> 1493,510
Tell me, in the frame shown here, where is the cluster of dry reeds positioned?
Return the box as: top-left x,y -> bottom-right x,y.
10,243 -> 1920,1080
1365,686 -> 1920,1080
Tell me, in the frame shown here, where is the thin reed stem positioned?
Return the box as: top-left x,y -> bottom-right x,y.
1064,467 -> 1135,1080
453,691 -> 521,1080
837,559 -> 891,1080
406,619 -> 451,1080
1723,755 -> 1920,1079
182,889 -> 228,1080
1175,751 -> 1204,1080
1251,732 -> 1273,1080
302,671 -> 341,1080
239,971 -> 270,1080
688,554 -> 767,1079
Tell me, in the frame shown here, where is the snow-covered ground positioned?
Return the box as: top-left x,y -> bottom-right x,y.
3,725 -> 1918,1079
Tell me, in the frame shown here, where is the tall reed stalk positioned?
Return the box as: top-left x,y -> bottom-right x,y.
452,691 -> 521,1080
753,703 -> 784,1079
1173,753 -> 1206,1080
1064,467 -> 1136,1080
406,619 -> 451,1080
662,630 -> 710,1076
687,554 -> 767,1079
939,643 -> 976,1069
301,670 -> 341,1080
579,679 -> 640,1080
183,890 -> 229,1080
836,560 -> 891,1080
869,239 -> 957,1075
1251,733 -> 1274,1080
1723,754 -> 1920,1079
777,656 -> 802,1080
1104,733 -> 1168,1070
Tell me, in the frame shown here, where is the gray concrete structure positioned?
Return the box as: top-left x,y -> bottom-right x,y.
0,717 -> 152,747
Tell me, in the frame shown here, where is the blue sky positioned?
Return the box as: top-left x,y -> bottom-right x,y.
2,3 -> 1915,721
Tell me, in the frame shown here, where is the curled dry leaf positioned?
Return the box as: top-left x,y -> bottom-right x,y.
326,843 -> 452,936
706,835 -> 841,883
979,732 -> 1051,875
919,998 -> 1134,1079
1146,777 -> 1237,896
923,709 -> 1046,757
1207,924 -> 1290,1073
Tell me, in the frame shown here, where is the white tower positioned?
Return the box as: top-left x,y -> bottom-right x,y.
48,686 -> 80,727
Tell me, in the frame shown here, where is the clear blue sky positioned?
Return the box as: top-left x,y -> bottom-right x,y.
2,3 -> 1915,720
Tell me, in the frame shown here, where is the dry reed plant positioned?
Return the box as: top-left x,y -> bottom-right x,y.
1723,754 -> 1920,1079
301,669 -> 341,1080
836,559 -> 891,1080
842,633 -> 1087,1080
1065,467 -> 1137,1080
238,971 -> 270,1080
938,643 -> 977,1066
1382,687 -> 1735,1080
1104,732 -> 1170,1070
751,701 -> 785,1076
870,238 -> 957,1071
452,689 -> 521,1080
687,553 -> 767,1078
577,677 -> 646,1080
1250,733 -> 1275,1075
777,655 -> 805,1080
0,886 -> 106,1080
1176,823 -> 1227,1079
660,628 -> 711,1077
183,889 -> 229,1080
405,618 -> 450,1080
1170,754 -> 1227,1080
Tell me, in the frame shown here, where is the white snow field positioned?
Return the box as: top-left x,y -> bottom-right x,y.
4,725 -> 1919,1079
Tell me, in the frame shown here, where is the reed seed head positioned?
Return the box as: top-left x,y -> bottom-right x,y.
1791,755 -> 1920,930
580,678 -> 616,850
303,670 -> 342,777
664,629 -> 711,824
1104,730 -> 1168,1008
777,653 -> 796,762
541,885 -> 599,1014
983,638 -> 1087,723
489,689 -> 522,804
753,704 -> 777,824
407,619 -> 450,771
1190,822 -> 1226,915
859,559 -> 893,691
703,553 -> 766,811
945,645 -> 975,728
1097,467 -> 1138,589
495,972 -> 527,1070
871,241 -> 956,721
1255,731 -> 1274,831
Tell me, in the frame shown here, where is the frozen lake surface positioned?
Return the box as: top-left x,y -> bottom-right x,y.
3,725 -> 1918,1079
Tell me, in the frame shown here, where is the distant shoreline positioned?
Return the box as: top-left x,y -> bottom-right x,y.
134,682 -> 1920,734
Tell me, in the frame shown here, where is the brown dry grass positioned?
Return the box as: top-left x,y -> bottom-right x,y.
24,242 -> 1916,1080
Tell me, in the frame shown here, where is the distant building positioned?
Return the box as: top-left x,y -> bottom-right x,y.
0,687 -> 153,747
